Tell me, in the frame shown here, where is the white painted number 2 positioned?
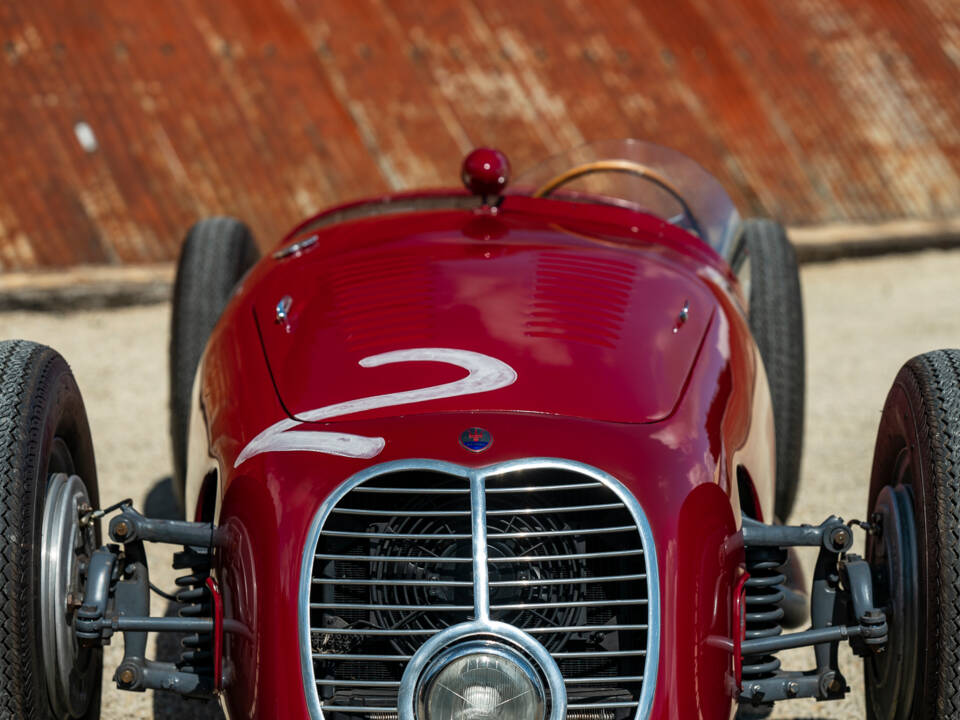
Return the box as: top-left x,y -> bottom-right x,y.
234,348 -> 517,467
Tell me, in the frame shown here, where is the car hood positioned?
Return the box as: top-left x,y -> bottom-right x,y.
250,209 -> 719,426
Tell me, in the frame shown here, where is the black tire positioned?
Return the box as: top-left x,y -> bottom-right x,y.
169,217 -> 259,512
744,219 -> 805,521
0,340 -> 101,719
865,350 -> 960,720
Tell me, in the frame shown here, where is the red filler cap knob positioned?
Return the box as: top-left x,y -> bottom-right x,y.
461,148 -> 510,197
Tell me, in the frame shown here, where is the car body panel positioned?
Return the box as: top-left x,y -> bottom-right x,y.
254,202 -> 720,427
188,191 -> 774,720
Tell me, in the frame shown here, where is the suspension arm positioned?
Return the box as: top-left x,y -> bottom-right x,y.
76,501 -> 229,699
736,516 -> 887,708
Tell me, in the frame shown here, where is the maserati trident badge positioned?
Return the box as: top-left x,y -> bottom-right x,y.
459,427 -> 492,452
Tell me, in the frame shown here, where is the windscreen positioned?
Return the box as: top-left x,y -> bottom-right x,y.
510,139 -> 741,257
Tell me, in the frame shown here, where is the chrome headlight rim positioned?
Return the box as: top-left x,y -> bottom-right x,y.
400,620 -> 564,720
416,638 -> 546,720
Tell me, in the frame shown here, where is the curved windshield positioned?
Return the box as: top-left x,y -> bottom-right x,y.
511,139 -> 740,257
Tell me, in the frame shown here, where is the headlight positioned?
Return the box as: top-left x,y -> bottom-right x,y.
417,641 -> 546,720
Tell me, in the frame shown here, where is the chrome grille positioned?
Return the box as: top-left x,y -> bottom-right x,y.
301,460 -> 658,720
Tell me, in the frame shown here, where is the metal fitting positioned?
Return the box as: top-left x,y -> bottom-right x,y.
829,526 -> 851,551
113,520 -> 129,538
65,592 -> 83,611
786,681 -> 800,697
819,671 -> 837,698
117,667 -> 136,686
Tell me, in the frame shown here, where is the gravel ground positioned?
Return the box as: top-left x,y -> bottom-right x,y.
2,248 -> 960,718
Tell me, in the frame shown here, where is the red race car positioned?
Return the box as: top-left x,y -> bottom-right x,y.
2,140 -> 958,720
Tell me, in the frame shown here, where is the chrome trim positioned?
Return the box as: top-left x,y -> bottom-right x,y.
490,548 -> 643,562
275,295 -> 292,323
298,457 -> 661,720
489,573 -> 646,587
487,525 -> 636,538
486,502 -> 625,515
470,471 -> 490,621
312,577 -> 473,587
484,481 -> 604,493
565,676 -> 644,685
320,529 -> 472,539
314,553 -> 473,563
314,653 -> 412,661
489,598 -> 647,610
322,707 -> 398,714
273,233 -> 318,259
415,639 -> 545,720
397,620 -> 566,720
316,679 -> 401,687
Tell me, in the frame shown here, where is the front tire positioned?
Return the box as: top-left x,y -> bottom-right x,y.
744,219 -> 805,521
865,349 -> 960,719
169,217 -> 259,513
0,340 -> 101,719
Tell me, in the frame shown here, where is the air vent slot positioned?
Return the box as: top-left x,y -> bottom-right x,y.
526,252 -> 636,349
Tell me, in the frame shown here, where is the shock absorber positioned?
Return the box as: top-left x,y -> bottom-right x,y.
174,546 -> 213,678
742,546 -> 787,684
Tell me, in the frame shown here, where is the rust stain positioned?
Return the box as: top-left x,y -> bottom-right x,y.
0,0 -> 959,270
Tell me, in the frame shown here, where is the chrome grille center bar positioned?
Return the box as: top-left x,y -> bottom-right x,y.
470,471 -> 490,621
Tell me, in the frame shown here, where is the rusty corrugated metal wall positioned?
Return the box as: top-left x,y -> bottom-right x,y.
1,0 -> 959,270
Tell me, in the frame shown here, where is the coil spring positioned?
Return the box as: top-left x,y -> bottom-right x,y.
173,546 -> 213,676
742,546 -> 787,680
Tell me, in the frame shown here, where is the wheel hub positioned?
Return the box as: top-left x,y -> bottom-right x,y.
40,473 -> 98,718
865,483 -> 919,720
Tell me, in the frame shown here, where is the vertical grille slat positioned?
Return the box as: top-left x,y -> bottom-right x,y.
304,462 -> 654,720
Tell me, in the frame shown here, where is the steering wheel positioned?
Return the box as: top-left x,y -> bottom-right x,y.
532,160 -> 705,239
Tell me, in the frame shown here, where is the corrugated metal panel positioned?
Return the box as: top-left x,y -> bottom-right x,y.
1,0 -> 958,270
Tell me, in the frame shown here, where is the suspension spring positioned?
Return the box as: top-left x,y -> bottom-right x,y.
173,546 -> 213,677
742,546 -> 787,681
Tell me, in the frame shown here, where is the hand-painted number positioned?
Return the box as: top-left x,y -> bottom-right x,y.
234,348 -> 517,467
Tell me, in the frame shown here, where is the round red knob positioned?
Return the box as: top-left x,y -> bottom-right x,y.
461,148 -> 510,197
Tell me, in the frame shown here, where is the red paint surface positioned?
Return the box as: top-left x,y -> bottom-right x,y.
199,195 -> 768,718
733,572 -> 750,692
205,577 -> 224,693
255,202 -> 717,427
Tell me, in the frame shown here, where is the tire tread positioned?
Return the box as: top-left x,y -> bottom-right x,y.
900,350 -> 960,718
0,340 -> 70,719
168,217 -> 259,506
745,219 -> 805,521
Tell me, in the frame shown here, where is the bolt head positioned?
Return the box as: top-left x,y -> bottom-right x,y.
786,681 -> 800,697
831,527 -> 849,549
118,668 -> 135,685
114,521 -> 129,538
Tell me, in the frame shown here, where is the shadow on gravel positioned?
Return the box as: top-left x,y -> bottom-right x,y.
144,475 -> 181,520
145,475 -> 224,719
152,600 -> 225,720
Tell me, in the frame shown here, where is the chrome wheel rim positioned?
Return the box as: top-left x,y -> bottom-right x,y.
40,472 -> 97,718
